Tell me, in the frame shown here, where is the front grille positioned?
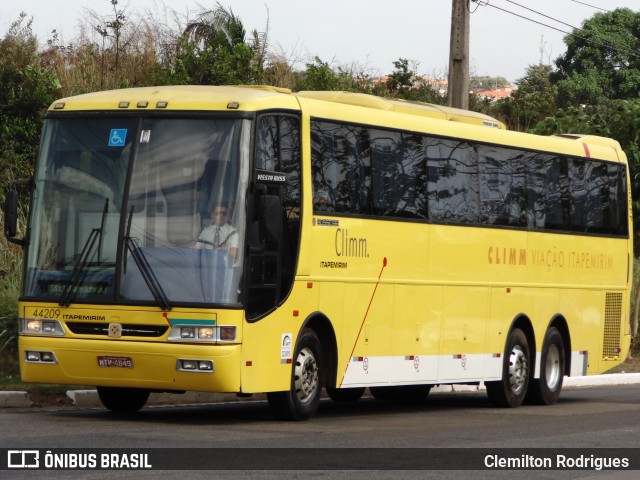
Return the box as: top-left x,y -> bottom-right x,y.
602,292 -> 623,359
66,322 -> 168,338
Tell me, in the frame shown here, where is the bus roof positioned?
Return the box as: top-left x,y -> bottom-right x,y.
47,85 -> 300,112
47,85 -> 624,163
48,86 -> 504,129
295,90 -> 506,129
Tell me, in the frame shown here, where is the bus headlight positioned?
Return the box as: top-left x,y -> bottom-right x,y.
25,350 -> 58,364
176,359 -> 214,373
198,327 -> 215,340
168,325 -> 236,343
20,318 -> 65,336
180,327 -> 196,339
218,326 -> 236,342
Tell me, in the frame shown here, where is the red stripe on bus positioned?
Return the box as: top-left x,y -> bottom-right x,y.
339,257 -> 388,387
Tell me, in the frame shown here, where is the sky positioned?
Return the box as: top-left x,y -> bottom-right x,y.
1,0 -> 638,83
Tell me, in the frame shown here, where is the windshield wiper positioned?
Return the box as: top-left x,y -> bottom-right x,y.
59,198 -> 109,307
123,206 -> 172,311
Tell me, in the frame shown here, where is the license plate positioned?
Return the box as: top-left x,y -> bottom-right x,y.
97,356 -> 133,368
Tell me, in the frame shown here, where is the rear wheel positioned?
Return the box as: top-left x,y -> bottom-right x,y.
267,328 -> 324,420
526,327 -> 565,405
486,328 -> 530,408
97,387 -> 149,413
326,386 -> 366,402
370,385 -> 431,402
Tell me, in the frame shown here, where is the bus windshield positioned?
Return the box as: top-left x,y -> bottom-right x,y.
25,116 -> 250,307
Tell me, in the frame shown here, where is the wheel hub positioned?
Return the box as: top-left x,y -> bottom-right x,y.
508,345 -> 528,395
545,344 -> 561,390
293,347 -> 318,403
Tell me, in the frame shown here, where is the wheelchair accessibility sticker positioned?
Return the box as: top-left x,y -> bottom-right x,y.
108,129 -> 127,147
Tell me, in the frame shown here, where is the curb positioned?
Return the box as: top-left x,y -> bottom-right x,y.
0,391 -> 32,408
2,373 -> 640,408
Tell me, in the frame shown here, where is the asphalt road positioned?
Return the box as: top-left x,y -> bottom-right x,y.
1,384 -> 640,479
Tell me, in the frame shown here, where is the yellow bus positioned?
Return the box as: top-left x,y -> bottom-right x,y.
4,86 -> 632,420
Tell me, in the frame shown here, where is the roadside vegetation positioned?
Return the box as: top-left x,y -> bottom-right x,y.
1,1 -> 640,386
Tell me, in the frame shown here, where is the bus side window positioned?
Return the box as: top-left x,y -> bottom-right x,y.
608,164 -> 628,236
426,138 -> 480,224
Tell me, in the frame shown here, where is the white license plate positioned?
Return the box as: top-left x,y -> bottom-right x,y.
97,356 -> 133,368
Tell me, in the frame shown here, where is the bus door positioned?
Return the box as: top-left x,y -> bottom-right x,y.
245,115 -> 301,319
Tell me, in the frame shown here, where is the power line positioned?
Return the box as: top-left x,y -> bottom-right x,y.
569,0 -> 611,12
503,0 -> 581,31
482,2 -> 578,35
473,1 -> 639,61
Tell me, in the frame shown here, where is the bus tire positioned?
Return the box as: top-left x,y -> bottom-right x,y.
526,327 -> 565,405
370,385 -> 431,402
267,328 -> 323,421
326,387 -> 366,402
97,386 -> 149,413
486,328 -> 530,408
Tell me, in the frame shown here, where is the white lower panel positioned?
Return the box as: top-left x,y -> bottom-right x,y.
340,353 -> 503,387
340,350 -> 588,388
570,350 -> 588,376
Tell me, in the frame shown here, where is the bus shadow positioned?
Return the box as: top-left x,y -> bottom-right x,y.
52,390 -> 500,426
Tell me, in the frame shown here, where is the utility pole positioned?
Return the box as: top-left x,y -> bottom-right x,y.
448,0 -> 470,110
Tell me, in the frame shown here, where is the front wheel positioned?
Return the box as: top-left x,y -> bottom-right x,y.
526,327 -> 565,405
97,387 -> 149,413
267,328 -> 324,420
486,328 -> 530,408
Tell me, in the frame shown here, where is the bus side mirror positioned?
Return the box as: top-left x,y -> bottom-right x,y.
4,183 -> 29,246
4,190 -> 19,238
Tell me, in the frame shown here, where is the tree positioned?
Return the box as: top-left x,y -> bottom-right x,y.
43,0 -> 170,95
492,64 -> 557,131
386,58 -> 414,95
171,3 -> 267,85
469,75 -> 510,91
553,8 -> 640,107
0,13 -> 59,185
294,57 -> 360,92
385,58 -> 443,104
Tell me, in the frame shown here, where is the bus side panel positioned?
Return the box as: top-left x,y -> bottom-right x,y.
523,287 -> 560,377
239,281 -> 314,394
340,283 -> 393,386
487,287 -> 524,378
390,285 -> 442,383
437,286 -> 490,382
559,289 -> 590,373
578,289 -> 604,375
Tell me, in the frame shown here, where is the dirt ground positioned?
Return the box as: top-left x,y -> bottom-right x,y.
26,388 -> 74,408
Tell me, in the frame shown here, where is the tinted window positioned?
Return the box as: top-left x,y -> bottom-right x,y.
526,154 -> 569,230
256,115 -> 301,213
399,133 -> 427,218
371,129 -> 402,215
479,146 -> 525,227
311,122 -> 370,214
609,164 -> 628,236
310,118 -> 627,237
426,138 -> 480,224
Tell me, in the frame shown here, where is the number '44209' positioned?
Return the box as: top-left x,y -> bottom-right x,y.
31,308 -> 61,319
